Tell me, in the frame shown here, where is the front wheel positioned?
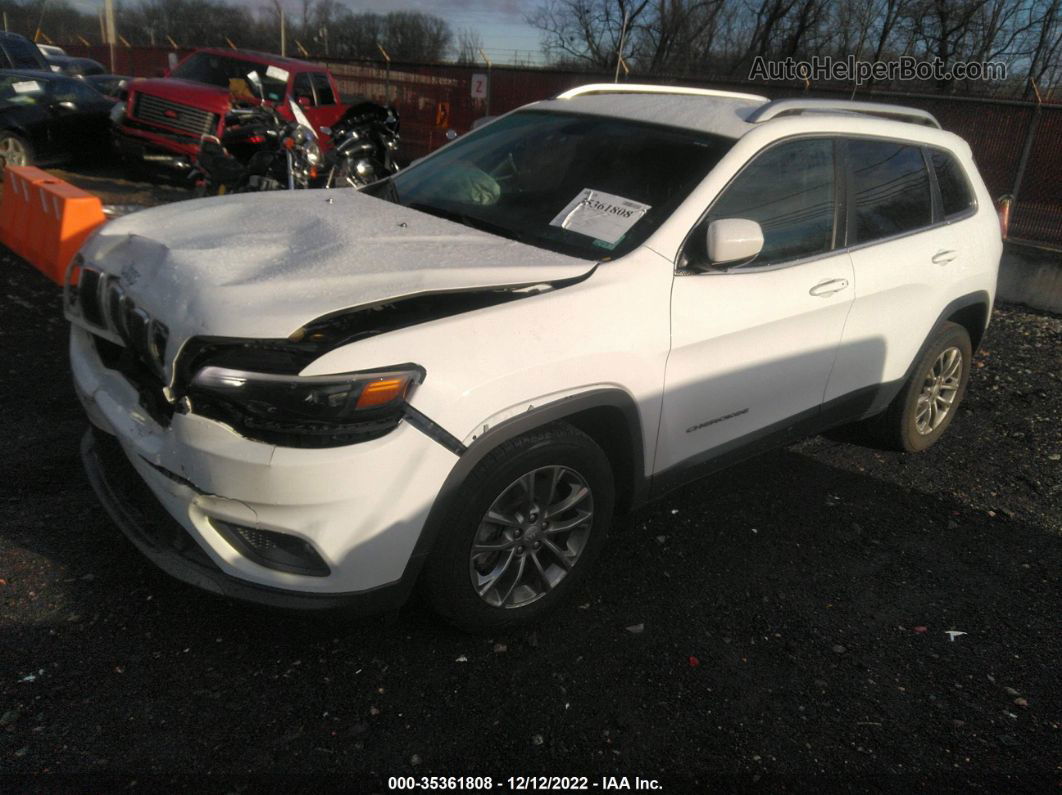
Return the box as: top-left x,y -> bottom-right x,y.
421,424 -> 614,632
0,133 -> 33,167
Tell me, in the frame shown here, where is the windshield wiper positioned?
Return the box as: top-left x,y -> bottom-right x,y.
407,202 -> 526,244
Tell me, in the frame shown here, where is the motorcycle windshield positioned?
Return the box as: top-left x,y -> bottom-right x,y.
289,98 -> 317,140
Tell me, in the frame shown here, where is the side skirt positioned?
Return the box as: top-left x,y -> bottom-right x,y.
648,379 -> 902,500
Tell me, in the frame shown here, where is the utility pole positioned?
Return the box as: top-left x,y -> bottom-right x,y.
478,48 -> 492,117
614,9 -> 629,82
103,0 -> 116,73
378,43 -> 391,104
273,0 -> 285,57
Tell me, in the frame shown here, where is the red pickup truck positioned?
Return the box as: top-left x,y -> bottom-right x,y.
116,48 -> 346,170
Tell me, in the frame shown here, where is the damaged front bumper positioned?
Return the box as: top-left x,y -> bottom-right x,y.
71,323 -> 460,609
81,427 -> 409,611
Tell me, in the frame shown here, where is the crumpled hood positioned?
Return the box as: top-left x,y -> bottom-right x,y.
80,189 -> 595,351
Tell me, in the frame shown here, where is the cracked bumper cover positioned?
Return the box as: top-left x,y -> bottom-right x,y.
71,324 -> 460,609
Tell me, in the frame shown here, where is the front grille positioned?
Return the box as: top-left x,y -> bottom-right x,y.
79,268 -> 104,326
73,265 -> 173,426
133,93 -> 219,138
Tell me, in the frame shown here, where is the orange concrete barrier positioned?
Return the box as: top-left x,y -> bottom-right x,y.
0,166 -> 51,259
0,166 -> 106,284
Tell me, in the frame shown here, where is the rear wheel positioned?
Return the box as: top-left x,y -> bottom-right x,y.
874,321 -> 972,452
421,424 -> 614,632
0,133 -> 33,167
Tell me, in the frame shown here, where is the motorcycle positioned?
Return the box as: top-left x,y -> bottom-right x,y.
192,68 -> 399,195
319,101 -> 401,188
191,67 -> 321,195
193,99 -> 322,196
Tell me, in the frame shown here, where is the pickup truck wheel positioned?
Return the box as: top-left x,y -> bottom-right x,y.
0,133 -> 32,167
421,423 -> 614,632
877,321 -> 972,452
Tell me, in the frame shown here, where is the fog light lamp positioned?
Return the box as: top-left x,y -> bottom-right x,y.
211,520 -> 329,577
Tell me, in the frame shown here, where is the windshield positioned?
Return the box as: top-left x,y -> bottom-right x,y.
382,110 -> 734,260
171,53 -> 288,102
0,75 -> 48,107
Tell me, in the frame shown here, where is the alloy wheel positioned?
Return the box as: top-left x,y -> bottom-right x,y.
0,137 -> 29,167
915,346 -> 963,434
469,465 -> 594,609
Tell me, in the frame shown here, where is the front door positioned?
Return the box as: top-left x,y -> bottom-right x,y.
656,137 -> 855,478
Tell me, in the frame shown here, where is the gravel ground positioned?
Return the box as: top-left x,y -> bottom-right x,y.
0,221 -> 1059,789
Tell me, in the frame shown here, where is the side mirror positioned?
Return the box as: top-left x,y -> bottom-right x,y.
706,218 -> 764,266
297,96 -> 312,108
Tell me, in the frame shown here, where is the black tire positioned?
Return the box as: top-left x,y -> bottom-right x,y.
872,321 -> 972,452
421,423 -> 614,632
0,132 -> 34,168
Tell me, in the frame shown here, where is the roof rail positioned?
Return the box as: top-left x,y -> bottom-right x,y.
747,98 -> 941,128
557,83 -> 769,103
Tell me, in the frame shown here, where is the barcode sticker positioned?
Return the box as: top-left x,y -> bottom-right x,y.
550,188 -> 651,244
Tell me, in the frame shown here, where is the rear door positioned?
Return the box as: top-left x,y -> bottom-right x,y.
656,137 -> 855,477
824,138 -> 959,404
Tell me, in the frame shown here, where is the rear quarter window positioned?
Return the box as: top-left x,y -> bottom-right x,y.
849,138 -> 932,243
930,149 -> 976,218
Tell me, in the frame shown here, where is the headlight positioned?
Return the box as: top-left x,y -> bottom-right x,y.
305,140 -> 320,165
109,101 -> 125,125
187,364 -> 424,447
354,158 -> 374,178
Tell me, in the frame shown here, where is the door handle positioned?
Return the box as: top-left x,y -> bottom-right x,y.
809,278 -> 849,297
932,249 -> 957,265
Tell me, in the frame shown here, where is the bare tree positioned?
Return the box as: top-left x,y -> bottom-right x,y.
455,27 -> 484,64
632,0 -> 728,74
383,11 -> 452,61
529,0 -> 652,69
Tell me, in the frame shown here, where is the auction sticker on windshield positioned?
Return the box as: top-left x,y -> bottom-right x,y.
265,65 -> 290,82
550,189 -> 650,245
12,81 -> 42,94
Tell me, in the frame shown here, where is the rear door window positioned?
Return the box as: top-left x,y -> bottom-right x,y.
930,149 -> 976,218
848,139 -> 932,243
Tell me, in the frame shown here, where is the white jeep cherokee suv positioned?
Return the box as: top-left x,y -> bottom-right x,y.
66,84 -> 1002,630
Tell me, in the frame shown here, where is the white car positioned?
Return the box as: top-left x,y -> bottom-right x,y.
66,84 -> 1003,630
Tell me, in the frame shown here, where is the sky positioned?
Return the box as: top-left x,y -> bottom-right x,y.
69,0 -> 549,63
324,0 -> 546,62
